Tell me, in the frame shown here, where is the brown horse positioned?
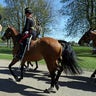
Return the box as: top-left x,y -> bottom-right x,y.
2,26 -> 82,93
1,27 -> 38,71
78,29 -> 96,79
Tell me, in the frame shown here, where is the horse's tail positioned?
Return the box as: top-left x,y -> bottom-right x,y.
60,41 -> 82,75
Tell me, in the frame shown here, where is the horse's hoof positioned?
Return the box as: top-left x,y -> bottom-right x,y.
25,68 -> 30,71
91,74 -> 95,78
55,83 -> 59,90
44,89 -> 50,93
14,76 -> 19,81
16,79 -> 21,82
9,78 -> 13,81
33,67 -> 38,71
16,77 -> 22,82
44,87 -> 56,93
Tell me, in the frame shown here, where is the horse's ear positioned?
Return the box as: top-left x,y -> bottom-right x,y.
0,24 -> 2,32
91,31 -> 96,35
8,25 -> 11,28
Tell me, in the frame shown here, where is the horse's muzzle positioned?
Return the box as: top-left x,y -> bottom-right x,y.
1,36 -> 6,41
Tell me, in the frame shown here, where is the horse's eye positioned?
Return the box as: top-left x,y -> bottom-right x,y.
8,32 -> 11,35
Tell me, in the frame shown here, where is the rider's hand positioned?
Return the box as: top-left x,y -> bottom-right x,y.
25,31 -> 29,34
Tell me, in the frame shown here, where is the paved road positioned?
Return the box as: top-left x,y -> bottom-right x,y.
0,59 -> 96,96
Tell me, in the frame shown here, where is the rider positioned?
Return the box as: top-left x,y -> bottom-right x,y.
17,7 -> 37,59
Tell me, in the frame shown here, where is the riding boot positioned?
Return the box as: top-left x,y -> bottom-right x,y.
16,43 -> 25,59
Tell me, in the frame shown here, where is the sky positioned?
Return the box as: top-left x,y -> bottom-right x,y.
0,0 -> 6,6
45,0 -> 80,42
0,0 -> 80,43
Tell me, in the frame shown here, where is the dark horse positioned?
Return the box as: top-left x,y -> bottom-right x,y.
2,26 -> 82,93
78,28 -> 93,46
78,29 -> 96,79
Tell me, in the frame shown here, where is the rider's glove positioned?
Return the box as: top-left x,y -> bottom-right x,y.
25,31 -> 29,34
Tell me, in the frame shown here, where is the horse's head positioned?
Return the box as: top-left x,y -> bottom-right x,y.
78,29 -> 92,46
1,26 -> 21,57
2,26 -> 12,41
1,26 -> 19,41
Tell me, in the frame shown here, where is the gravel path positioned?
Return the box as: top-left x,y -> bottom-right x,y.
0,59 -> 96,96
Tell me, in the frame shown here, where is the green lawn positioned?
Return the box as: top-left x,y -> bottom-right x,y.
0,46 -> 12,54
78,56 -> 96,71
0,46 -> 96,71
73,46 -> 96,71
0,53 -> 13,60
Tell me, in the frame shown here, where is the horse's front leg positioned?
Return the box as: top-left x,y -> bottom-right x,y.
17,64 -> 24,82
9,58 -> 19,81
18,60 -> 26,81
34,61 -> 38,71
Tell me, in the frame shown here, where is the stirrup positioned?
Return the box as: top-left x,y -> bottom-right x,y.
21,44 -> 27,61
28,35 -> 33,51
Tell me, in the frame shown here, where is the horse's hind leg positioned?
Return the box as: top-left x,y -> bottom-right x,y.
44,71 -> 56,93
54,66 -> 63,90
28,61 -> 33,67
44,60 -> 57,93
91,69 -> 96,78
24,61 -> 32,71
34,61 -> 38,71
26,61 -> 38,71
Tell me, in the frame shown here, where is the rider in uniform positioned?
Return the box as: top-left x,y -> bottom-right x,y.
17,7 -> 37,59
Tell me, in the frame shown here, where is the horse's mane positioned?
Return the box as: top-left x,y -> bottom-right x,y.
9,26 -> 22,42
10,26 -> 20,35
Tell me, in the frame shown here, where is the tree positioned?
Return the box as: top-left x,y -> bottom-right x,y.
60,0 -> 96,36
0,5 -> 5,34
2,0 -> 53,37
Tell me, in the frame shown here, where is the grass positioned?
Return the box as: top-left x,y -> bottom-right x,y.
73,46 -> 96,71
73,46 -> 92,55
0,46 -> 12,60
0,53 -> 13,60
78,56 -> 96,71
0,46 -> 96,71
0,46 -> 12,54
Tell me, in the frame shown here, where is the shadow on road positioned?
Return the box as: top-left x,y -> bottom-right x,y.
0,66 -> 96,96
0,78 -> 47,96
0,67 -> 50,96
59,75 -> 96,92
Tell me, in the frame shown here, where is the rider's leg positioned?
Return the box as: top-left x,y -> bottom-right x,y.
31,30 -> 37,40
17,40 -> 27,59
